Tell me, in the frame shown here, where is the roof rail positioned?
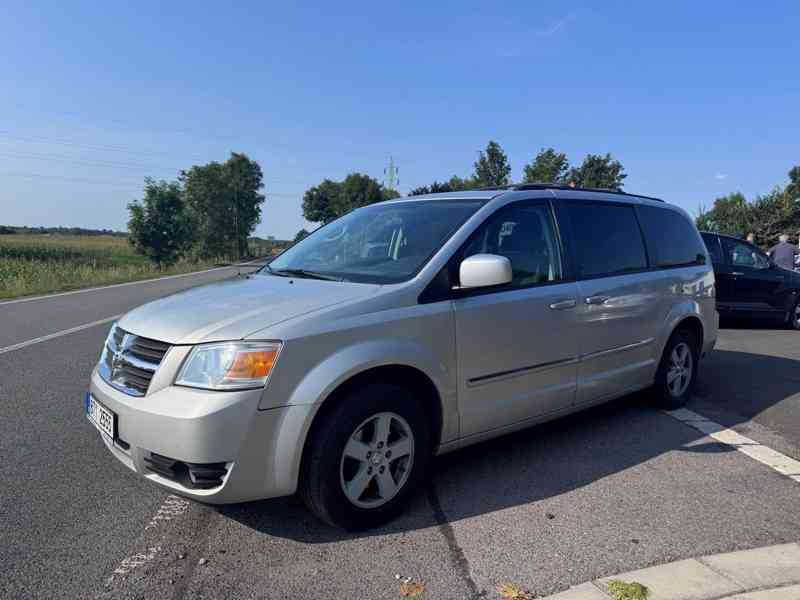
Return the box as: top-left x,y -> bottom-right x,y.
476,182 -> 664,203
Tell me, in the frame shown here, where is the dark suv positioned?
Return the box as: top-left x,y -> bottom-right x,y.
700,232 -> 800,329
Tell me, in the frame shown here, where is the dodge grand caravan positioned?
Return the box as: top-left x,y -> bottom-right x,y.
87,185 -> 717,529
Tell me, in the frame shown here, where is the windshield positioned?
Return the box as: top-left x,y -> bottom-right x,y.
266,200 -> 482,283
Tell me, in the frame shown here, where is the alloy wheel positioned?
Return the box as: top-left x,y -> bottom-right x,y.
666,341 -> 693,397
339,412 -> 415,508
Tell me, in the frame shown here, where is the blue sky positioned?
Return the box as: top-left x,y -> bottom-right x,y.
1,1 -> 798,239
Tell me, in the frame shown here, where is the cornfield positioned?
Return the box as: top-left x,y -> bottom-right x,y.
0,235 -> 219,299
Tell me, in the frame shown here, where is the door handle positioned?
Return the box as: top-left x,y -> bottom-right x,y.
731,272 -> 744,276
549,299 -> 577,310
585,295 -> 610,305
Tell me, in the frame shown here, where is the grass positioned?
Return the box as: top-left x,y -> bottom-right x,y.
0,234 -> 223,299
606,580 -> 650,600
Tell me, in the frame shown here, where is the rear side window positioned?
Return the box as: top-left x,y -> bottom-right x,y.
638,206 -> 707,268
566,202 -> 647,278
700,233 -> 724,264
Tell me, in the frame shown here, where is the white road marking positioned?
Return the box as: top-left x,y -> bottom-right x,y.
0,314 -> 122,355
0,258 -> 264,306
145,494 -> 189,530
111,545 -> 162,578
666,408 -> 800,484
107,495 -> 190,582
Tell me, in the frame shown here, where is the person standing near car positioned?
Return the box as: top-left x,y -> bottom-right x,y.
768,234 -> 799,269
746,232 -> 756,244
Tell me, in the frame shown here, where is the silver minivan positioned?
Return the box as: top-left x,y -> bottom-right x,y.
87,185 -> 717,529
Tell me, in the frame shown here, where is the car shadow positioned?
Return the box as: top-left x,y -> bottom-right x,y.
219,349 -> 800,543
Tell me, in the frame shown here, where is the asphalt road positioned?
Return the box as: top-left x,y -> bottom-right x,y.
1,272 -> 798,599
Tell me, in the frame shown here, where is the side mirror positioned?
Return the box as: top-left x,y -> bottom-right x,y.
458,254 -> 512,289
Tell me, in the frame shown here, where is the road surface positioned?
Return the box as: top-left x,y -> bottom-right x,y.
1,269 -> 798,599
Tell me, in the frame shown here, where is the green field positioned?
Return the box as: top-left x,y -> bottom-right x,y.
0,234 -> 222,299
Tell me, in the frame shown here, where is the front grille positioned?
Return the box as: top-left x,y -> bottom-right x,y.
98,325 -> 170,396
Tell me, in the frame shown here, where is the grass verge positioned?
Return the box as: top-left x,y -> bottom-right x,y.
0,234 -> 227,300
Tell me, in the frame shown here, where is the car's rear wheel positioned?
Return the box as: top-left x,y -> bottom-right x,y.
653,328 -> 699,409
300,382 -> 431,530
787,299 -> 800,330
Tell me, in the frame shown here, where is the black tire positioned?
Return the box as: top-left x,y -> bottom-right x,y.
786,298 -> 800,330
652,328 -> 700,409
300,382 -> 432,530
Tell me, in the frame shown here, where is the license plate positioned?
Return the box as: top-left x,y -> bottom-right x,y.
86,393 -> 116,439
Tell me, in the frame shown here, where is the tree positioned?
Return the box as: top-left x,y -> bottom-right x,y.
302,173 -> 396,223
183,153 -> 265,259
695,192 -> 753,238
523,148 -> 569,184
409,180 -> 455,196
302,179 -> 342,224
127,179 -> 193,267
566,153 -> 627,189
226,153 -> 266,259
473,140 -> 511,187
787,165 -> 800,203
294,228 -> 310,243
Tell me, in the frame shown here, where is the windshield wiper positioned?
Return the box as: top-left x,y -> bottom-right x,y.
271,268 -> 346,282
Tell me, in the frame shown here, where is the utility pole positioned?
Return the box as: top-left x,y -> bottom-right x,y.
384,156 -> 399,192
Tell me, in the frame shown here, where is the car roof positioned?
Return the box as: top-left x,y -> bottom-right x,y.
387,184 -> 664,205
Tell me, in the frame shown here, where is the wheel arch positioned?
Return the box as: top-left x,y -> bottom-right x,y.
270,340 -> 453,496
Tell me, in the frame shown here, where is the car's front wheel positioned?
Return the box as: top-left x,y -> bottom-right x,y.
300,382 -> 431,530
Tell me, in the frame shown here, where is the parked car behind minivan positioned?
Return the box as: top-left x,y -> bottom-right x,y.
700,231 -> 800,329
87,185 -> 717,529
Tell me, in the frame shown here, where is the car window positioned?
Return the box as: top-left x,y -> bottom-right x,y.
461,202 -> 563,287
268,200 -> 482,283
722,238 -> 770,269
701,233 -> 724,264
566,202 -> 648,278
638,206 -> 706,268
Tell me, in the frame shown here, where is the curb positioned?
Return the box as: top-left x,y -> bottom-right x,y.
542,543 -> 800,599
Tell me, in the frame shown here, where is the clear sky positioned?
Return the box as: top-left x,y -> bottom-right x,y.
1,1 -> 798,239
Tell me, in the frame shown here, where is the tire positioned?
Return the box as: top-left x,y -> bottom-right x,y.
300,382 -> 432,530
652,328 -> 699,409
787,299 -> 800,330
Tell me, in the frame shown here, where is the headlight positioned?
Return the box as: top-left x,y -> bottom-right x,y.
175,342 -> 281,390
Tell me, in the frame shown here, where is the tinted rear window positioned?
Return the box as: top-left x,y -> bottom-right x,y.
567,202 -> 648,278
700,233 -> 723,264
638,206 -> 707,268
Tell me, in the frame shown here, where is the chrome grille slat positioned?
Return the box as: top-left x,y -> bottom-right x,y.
98,325 -> 170,397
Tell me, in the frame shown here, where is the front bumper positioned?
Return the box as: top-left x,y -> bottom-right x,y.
88,368 -> 314,503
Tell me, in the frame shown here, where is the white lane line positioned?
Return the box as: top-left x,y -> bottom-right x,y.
666,408 -> 800,483
111,546 -> 162,578
0,314 -> 122,355
145,494 -> 189,530
0,258 -> 264,306
107,495 -> 189,582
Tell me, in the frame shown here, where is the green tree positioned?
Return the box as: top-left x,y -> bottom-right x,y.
225,153 -> 266,259
695,192 -> 753,237
473,140 -> 511,187
294,228 -> 310,243
302,173 -> 396,223
523,148 -> 569,184
567,153 -> 627,189
787,165 -> 800,203
127,179 -> 193,267
409,180 -> 455,196
302,179 -> 342,224
183,153 -> 265,259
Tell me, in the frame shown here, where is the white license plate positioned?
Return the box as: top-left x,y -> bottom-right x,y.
86,394 -> 116,439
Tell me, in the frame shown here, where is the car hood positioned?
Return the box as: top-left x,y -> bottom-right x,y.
118,274 -> 380,344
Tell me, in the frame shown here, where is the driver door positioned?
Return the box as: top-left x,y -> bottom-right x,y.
453,199 -> 579,437
721,238 -> 787,315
